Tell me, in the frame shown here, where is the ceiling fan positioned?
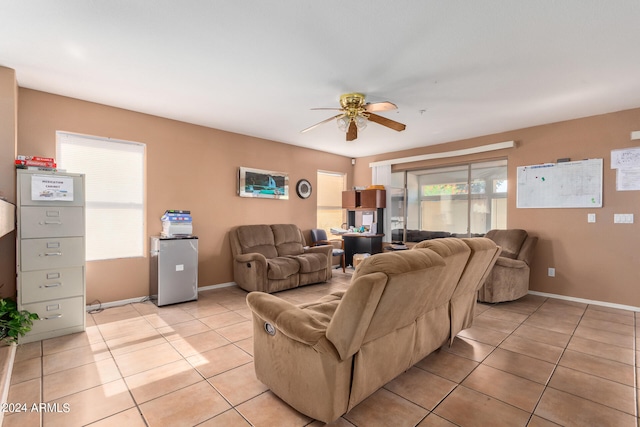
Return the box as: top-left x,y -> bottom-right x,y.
301,93 -> 406,141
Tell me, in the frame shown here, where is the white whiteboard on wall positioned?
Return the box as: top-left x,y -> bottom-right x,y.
517,159 -> 603,208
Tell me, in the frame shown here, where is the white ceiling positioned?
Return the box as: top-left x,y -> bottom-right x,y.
2,1 -> 640,158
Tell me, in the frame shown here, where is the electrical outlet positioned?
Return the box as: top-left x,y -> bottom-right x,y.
614,214 -> 635,224
548,267 -> 556,277
587,213 -> 596,223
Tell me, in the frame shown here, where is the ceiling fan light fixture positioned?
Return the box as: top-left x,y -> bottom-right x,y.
354,115 -> 368,130
336,115 -> 350,132
303,93 -> 405,141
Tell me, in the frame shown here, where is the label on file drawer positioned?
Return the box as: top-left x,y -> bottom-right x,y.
31,175 -> 74,201
46,242 -> 60,248
46,304 -> 60,311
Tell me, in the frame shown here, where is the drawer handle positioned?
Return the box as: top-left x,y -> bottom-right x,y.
40,221 -> 62,225
42,283 -> 62,288
41,252 -> 63,257
43,314 -> 63,320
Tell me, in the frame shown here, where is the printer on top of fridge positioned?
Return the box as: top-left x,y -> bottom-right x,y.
161,209 -> 193,237
151,209 -> 198,306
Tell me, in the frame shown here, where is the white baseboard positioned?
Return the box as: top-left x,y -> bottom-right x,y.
528,290 -> 640,312
85,282 -> 239,312
197,282 -> 237,292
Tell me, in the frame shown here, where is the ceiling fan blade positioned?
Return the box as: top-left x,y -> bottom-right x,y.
346,120 -> 358,141
364,101 -> 397,112
367,112 -> 406,132
301,114 -> 344,133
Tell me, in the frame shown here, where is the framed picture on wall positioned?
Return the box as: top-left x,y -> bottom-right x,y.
238,166 -> 289,199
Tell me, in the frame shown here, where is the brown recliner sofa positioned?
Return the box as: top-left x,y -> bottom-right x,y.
478,229 -> 538,303
414,238 -> 502,343
246,237 -> 500,423
229,224 -> 333,293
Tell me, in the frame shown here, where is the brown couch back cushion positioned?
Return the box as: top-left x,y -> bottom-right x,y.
485,229 -> 527,259
351,248 -> 449,344
237,225 -> 278,259
411,238 -> 471,300
272,224 -> 304,256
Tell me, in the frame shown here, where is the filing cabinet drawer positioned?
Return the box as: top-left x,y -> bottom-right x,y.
20,206 -> 84,238
22,296 -> 84,336
19,173 -> 85,207
19,267 -> 84,304
20,237 -> 84,271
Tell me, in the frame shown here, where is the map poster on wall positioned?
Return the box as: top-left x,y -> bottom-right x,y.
31,175 -> 74,201
516,159 -> 603,208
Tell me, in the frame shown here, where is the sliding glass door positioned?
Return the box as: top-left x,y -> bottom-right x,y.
392,159 -> 507,240
469,160 -> 508,234
418,164 -> 470,236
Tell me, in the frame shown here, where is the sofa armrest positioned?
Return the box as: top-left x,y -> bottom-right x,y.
304,245 -> 333,256
305,244 -> 333,272
235,252 -> 267,266
233,253 -> 268,292
246,292 -> 329,345
495,256 -> 528,269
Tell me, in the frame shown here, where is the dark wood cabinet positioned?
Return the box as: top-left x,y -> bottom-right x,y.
343,189 -> 386,235
341,191 -> 357,209
341,189 -> 386,209
342,233 -> 384,267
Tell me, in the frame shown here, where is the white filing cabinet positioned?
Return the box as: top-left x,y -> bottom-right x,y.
16,170 -> 86,343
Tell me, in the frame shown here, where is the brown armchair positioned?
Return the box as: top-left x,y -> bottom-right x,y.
310,229 -> 345,273
478,229 -> 538,303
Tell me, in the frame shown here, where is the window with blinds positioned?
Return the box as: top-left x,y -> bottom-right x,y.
56,132 -> 145,261
317,171 -> 346,235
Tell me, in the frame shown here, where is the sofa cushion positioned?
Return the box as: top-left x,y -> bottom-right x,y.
298,291 -> 344,325
272,224 -> 305,256
293,253 -> 328,274
237,225 -> 278,259
267,257 -> 300,280
485,229 -> 527,259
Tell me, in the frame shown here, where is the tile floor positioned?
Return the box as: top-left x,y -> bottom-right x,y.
5,270 -> 640,427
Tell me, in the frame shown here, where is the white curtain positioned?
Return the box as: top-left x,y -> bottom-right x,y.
372,164 -> 392,242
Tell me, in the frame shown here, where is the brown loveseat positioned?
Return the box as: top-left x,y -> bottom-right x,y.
229,224 -> 333,293
246,237 -> 500,423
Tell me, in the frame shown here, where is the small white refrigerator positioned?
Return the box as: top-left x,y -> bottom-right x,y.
150,236 -> 198,306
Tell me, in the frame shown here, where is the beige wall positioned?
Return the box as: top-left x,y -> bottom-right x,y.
355,109 -> 640,307
0,67 -> 18,298
9,81 -> 640,308
16,89 -> 353,303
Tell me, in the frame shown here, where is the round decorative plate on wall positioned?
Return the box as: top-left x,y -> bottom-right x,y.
296,179 -> 312,199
